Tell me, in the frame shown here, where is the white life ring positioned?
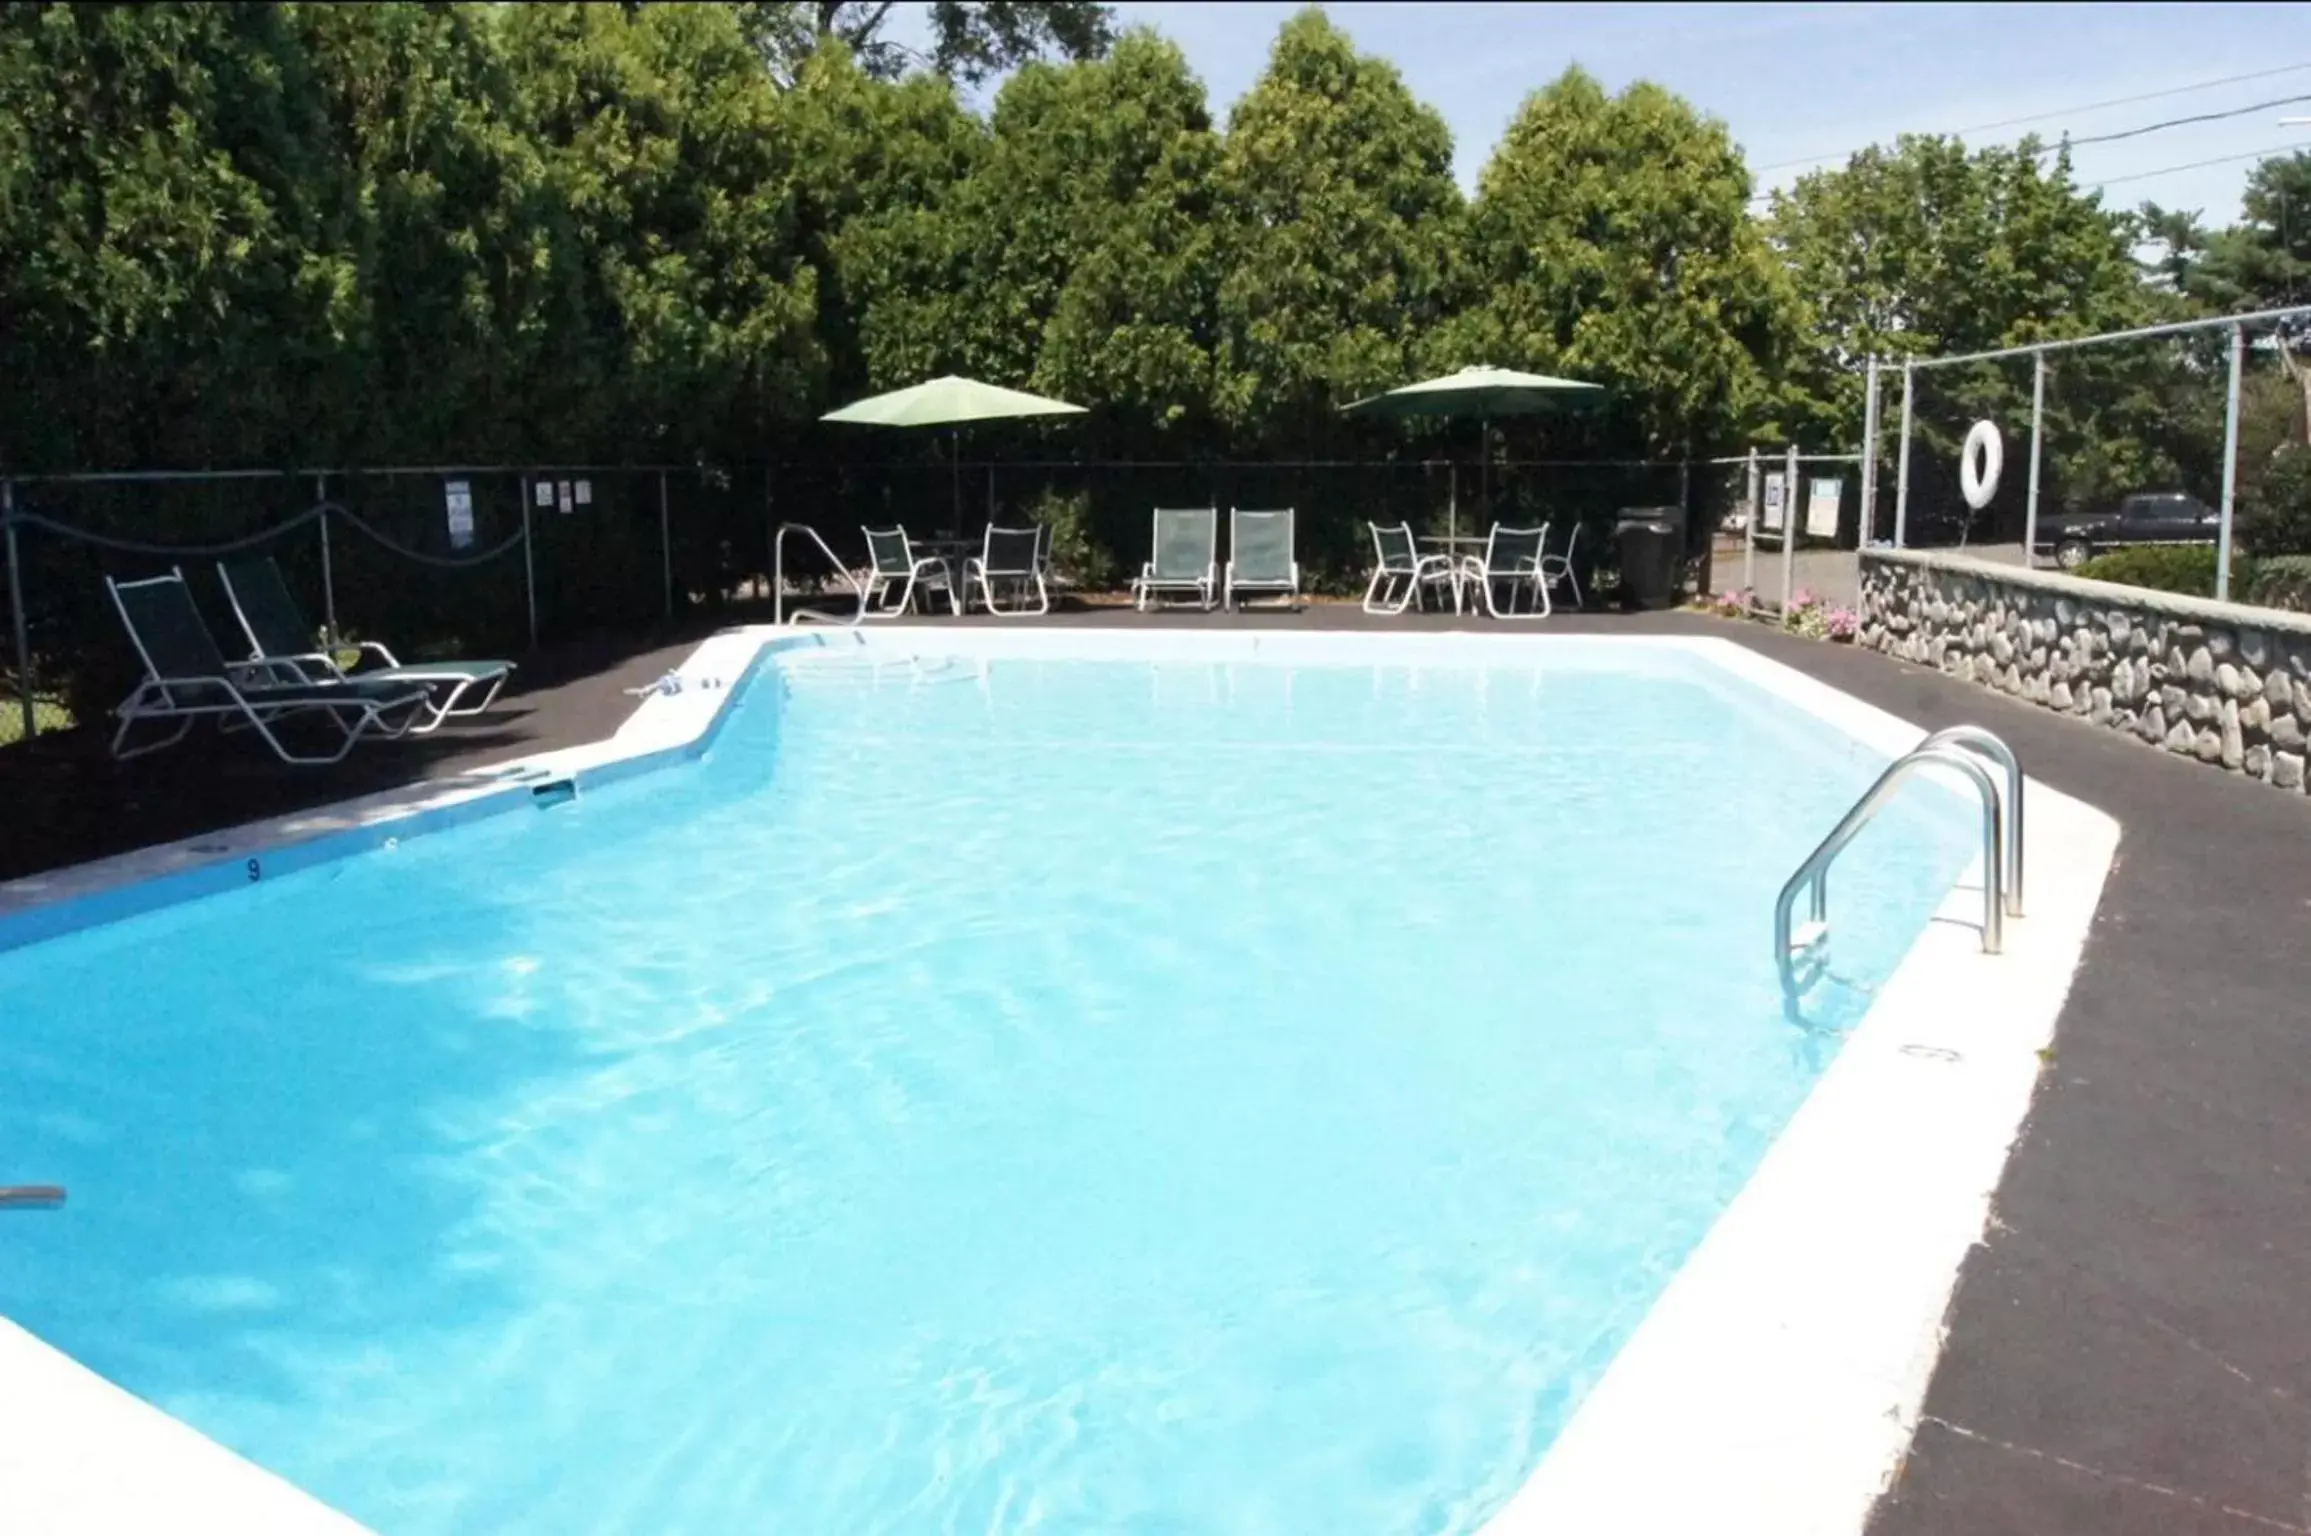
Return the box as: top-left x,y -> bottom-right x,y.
1959,420 -> 2003,510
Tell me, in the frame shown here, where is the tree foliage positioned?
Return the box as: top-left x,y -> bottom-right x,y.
739,0 -> 1114,86
1210,8 -> 1461,446
1453,68 -> 1801,453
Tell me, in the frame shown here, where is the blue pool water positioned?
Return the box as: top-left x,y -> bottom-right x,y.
0,644 -> 1976,1534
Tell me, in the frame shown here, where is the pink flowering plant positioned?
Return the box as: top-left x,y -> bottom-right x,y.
1713,587 -> 1752,618
1825,606 -> 1859,642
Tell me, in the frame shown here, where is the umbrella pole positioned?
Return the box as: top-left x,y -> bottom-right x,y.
950,429 -> 961,537
1448,461 -> 1457,545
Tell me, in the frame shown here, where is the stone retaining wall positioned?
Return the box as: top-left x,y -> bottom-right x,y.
1860,549 -> 2311,793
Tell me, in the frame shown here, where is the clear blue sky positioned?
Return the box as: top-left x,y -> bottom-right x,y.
898,2 -> 2311,225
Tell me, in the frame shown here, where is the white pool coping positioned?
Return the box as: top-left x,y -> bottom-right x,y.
0,624 -> 2116,1536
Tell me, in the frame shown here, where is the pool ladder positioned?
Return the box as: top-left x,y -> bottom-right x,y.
1776,727 -> 2024,984
773,523 -> 866,627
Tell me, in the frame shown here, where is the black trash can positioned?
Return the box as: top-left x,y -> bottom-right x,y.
1614,505 -> 1685,611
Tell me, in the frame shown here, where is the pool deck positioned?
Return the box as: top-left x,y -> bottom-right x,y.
9,601 -> 2309,1534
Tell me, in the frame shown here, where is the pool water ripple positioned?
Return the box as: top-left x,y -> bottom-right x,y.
0,653 -> 1975,1534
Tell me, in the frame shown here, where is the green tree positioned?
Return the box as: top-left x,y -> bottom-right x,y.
496,2 -> 822,461
2165,152 -> 2311,316
1768,134 -> 2157,443
0,1 -> 356,469
781,39 -> 985,396
960,29 -> 1224,438
1451,67 -> 1802,455
1210,8 -> 1461,446
739,1 -> 1114,86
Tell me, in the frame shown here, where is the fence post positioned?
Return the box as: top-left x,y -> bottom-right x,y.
5,481 -> 32,745
658,470 -> 673,623
314,472 -> 337,642
1893,360 -> 1916,548
1780,442 -> 1800,619
1741,448 -> 1758,600
2217,323 -> 2245,603
1859,356 -> 1880,544
2024,351 -> 2047,573
520,473 -> 539,648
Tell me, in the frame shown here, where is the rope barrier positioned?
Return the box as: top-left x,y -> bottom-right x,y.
325,502 -> 529,568
0,504 -> 326,556
0,501 -> 529,568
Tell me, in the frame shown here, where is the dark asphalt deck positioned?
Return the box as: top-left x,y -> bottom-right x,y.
7,601 -> 2308,1534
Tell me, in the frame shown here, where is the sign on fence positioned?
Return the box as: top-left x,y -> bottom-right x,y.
1762,472 -> 1787,533
1806,477 -> 1842,539
444,479 -> 474,550
575,479 -> 593,507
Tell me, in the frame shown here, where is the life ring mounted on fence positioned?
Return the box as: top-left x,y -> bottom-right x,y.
1959,420 -> 2003,510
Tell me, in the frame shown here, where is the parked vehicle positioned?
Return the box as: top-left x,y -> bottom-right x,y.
2035,491 -> 2219,570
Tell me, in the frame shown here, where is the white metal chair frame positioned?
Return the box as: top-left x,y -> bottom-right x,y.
215,559 -> 512,733
106,570 -> 428,765
1460,523 -> 1553,619
1361,521 -> 1460,615
1539,521 -> 1584,610
859,526 -> 960,617
1133,507 -> 1218,611
964,525 -> 1050,616
1224,507 -> 1302,611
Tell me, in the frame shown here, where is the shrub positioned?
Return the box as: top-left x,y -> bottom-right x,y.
2244,554 -> 2311,613
2071,545 -> 2234,598
1028,487 -> 1115,593
2243,445 -> 2311,557
1825,606 -> 1859,642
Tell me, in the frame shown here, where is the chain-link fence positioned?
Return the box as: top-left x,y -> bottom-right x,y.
0,464 -> 741,746
1889,304 -> 2311,610
765,457 -> 1696,600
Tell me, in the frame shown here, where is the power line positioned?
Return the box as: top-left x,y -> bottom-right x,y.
2053,91 -> 2311,151
2083,140 -> 2311,191
1751,59 -> 2311,175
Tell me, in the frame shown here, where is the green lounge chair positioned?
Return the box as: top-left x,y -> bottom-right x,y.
1132,507 -> 1217,611
218,556 -> 514,733
107,570 -> 429,764
1224,507 -> 1300,611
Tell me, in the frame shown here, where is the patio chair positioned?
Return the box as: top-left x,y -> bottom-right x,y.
217,556 -> 514,734
1539,522 -> 1585,610
860,526 -> 959,617
105,569 -> 429,765
1224,507 -> 1301,611
1459,524 -> 1553,619
1362,522 -> 1460,615
1132,507 -> 1217,611
964,525 -> 1050,616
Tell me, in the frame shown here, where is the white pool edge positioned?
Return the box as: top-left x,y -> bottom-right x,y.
1483,643 -> 2119,1536
0,625 -> 2117,1536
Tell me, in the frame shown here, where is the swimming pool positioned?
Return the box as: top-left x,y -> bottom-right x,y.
2,632 -> 2013,1533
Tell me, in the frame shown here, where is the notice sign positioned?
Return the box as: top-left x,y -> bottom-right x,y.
574,478 -> 593,506
535,480 -> 554,508
557,479 -> 574,515
444,479 -> 474,550
1762,472 -> 1787,533
1806,477 -> 1842,539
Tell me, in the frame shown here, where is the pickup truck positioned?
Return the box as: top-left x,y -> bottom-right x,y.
2035,491 -> 2219,570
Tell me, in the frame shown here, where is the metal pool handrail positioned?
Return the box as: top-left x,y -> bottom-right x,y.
773,522 -> 866,627
1918,725 -> 2024,917
1776,744 -> 2007,976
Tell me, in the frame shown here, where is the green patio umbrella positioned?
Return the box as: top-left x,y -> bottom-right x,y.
822,375 -> 1086,534
1342,365 -> 1604,542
